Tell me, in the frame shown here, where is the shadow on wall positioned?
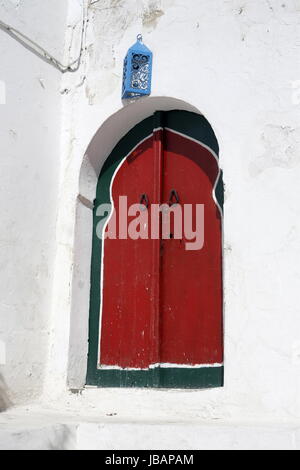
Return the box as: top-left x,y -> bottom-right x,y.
0,374 -> 12,412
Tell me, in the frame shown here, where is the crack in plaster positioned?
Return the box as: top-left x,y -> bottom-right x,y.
249,125 -> 300,176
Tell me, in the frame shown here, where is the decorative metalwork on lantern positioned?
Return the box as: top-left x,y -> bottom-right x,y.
122,34 -> 153,99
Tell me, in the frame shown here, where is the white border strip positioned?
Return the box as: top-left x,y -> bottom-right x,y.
99,363 -> 223,371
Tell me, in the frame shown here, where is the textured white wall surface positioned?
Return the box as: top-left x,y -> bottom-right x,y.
0,0 -> 69,403
1,0 -> 300,439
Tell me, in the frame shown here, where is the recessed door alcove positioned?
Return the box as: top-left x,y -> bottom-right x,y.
85,108 -> 224,389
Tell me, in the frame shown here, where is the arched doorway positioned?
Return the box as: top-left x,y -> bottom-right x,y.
86,110 -> 223,389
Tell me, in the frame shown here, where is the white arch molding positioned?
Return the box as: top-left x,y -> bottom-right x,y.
66,97 -> 217,390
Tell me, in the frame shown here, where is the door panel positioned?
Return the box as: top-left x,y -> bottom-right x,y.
160,131 -> 223,366
100,137 -> 160,369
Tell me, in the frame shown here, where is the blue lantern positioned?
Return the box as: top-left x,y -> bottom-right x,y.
122,34 -> 153,99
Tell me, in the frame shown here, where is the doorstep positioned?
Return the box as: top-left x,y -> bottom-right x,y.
0,405 -> 300,450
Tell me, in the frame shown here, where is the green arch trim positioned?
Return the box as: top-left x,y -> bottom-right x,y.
86,110 -> 224,389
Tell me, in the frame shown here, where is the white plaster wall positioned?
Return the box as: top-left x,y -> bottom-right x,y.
1,0 -> 300,429
0,0 -> 69,404
44,0 -> 300,424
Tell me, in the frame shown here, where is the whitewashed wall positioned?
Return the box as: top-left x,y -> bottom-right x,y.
1,0 -> 300,425
0,0 -> 69,404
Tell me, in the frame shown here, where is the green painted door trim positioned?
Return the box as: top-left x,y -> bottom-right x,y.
86,110 -> 224,389
87,367 -> 224,389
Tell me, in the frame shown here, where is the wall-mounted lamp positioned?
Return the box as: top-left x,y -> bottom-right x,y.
122,35 -> 153,100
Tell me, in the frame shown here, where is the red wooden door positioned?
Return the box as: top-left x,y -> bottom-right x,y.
100,136 -> 160,369
160,130 -> 223,367
87,111 -> 223,388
